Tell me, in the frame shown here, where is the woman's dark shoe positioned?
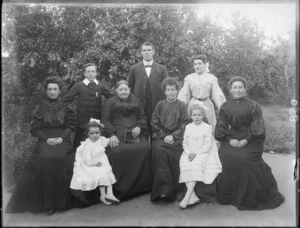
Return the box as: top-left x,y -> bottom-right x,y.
161,194 -> 176,202
47,209 -> 55,215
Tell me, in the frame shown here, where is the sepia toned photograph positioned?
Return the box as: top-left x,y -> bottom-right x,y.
2,0 -> 298,226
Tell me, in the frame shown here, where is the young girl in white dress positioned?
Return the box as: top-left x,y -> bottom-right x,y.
70,118 -> 120,205
178,103 -> 222,209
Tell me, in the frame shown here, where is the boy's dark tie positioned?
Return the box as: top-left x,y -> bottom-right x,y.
88,82 -> 96,88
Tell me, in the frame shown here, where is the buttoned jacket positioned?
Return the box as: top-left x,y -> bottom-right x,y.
128,61 -> 168,113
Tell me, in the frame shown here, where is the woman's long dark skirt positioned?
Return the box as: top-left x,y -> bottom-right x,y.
105,135 -> 152,200
217,141 -> 285,210
6,128 -> 75,213
150,139 -> 185,201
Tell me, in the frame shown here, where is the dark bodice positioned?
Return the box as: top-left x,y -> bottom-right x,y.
215,97 -> 266,143
151,99 -> 189,143
30,99 -> 76,140
102,94 -> 147,137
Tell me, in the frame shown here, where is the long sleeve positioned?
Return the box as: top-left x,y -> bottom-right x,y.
128,67 -> 135,93
151,102 -> 167,139
171,102 -> 189,142
199,125 -> 213,154
182,125 -> 192,155
214,103 -> 231,142
102,98 -> 117,137
246,102 -> 266,143
135,100 -> 147,132
30,105 -> 48,141
177,77 -> 191,104
62,83 -> 79,102
211,77 -> 226,110
60,104 -> 76,140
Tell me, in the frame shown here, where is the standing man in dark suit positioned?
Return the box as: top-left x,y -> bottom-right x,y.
128,42 -> 168,136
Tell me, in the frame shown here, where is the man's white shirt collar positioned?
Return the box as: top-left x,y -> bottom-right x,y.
83,78 -> 99,86
143,60 -> 154,66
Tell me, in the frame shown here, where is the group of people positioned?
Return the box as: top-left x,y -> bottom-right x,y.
6,42 -> 285,216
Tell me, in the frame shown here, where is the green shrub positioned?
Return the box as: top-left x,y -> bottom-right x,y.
2,102 -> 36,187
262,105 -> 296,154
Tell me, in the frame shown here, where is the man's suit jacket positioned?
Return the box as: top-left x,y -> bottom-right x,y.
62,81 -> 114,128
128,61 -> 168,114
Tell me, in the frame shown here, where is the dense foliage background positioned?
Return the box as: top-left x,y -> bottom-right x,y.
2,4 -> 297,186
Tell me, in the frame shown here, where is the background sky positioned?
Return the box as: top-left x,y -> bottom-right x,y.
196,3 -> 296,39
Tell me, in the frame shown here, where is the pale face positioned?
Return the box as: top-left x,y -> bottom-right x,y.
116,83 -> 130,100
141,45 -> 155,62
191,109 -> 204,125
84,66 -> 97,81
230,81 -> 246,99
165,84 -> 178,102
88,127 -> 101,142
46,83 -> 61,99
193,59 -> 206,74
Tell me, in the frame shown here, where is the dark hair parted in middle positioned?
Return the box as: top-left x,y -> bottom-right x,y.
228,76 -> 247,89
161,77 -> 181,92
43,76 -> 63,91
191,54 -> 208,64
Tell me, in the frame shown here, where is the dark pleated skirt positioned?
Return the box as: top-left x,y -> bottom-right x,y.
217,141 -> 285,210
150,139 -> 185,201
5,128 -> 75,213
105,135 -> 152,200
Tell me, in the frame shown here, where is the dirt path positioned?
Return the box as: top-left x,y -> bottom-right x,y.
2,153 -> 297,227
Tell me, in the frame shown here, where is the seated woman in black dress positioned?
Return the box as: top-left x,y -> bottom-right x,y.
215,76 -> 285,210
102,80 -> 152,200
5,76 -> 76,215
151,77 -> 190,202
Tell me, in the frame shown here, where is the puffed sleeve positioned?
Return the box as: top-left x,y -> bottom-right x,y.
199,124 -> 213,154
76,140 -> 96,167
177,77 -> 191,104
102,98 -> 117,137
246,101 -> 266,143
30,105 -> 48,141
214,103 -> 231,142
100,136 -> 109,148
182,124 -> 192,155
60,104 -> 76,140
171,102 -> 190,143
151,101 -> 167,139
211,76 -> 226,110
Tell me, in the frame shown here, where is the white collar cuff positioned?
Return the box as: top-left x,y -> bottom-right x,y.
83,78 -> 99,86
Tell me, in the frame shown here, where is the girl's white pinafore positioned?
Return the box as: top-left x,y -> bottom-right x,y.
70,137 -> 116,191
179,122 -> 222,184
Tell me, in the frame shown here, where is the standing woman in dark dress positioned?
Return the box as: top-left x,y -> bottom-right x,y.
5,76 -> 76,215
151,77 -> 190,202
102,80 -> 152,200
215,76 -> 285,210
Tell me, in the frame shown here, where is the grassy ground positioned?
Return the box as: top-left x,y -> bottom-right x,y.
261,105 -> 296,154
2,104 -> 296,188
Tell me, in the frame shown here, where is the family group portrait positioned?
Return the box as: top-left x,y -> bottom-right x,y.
2,1 -> 298,227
